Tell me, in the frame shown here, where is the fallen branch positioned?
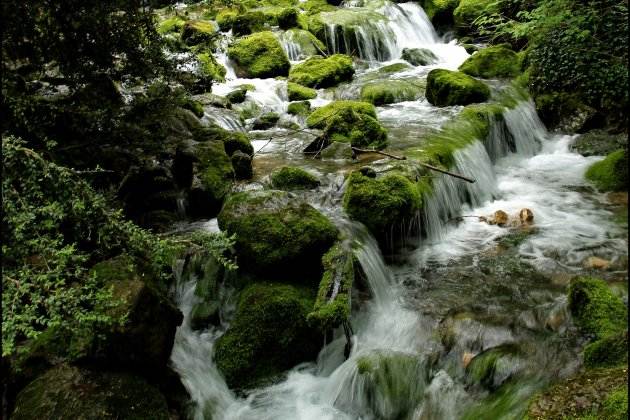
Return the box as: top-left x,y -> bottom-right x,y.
350,147 -> 476,183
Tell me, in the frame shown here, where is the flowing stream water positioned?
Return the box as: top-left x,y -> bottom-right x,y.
169,1 -> 628,419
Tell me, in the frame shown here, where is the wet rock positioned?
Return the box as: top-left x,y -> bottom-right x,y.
190,301 -> 221,330
401,47 -> 438,66
426,69 -> 490,107
583,256 -> 611,270
480,209 -> 509,226
231,150 -> 253,180
571,129 -> 627,157
214,283 -> 322,389
11,365 -> 170,420
226,88 -> 247,104
252,112 -> 280,130
320,141 -> 354,160
287,82 -> 317,101
534,92 -> 604,133
181,20 -> 216,46
194,92 -> 231,109
360,79 -> 426,105
188,141 -> 234,218
465,343 -> 523,391
359,166 -> 377,178
287,100 -> 312,116
217,190 -> 338,278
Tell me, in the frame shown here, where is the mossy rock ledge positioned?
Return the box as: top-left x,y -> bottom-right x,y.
306,100 -> 387,149
217,190 -> 338,278
11,365 -> 170,420
214,282 -> 322,389
228,31 -> 290,78
426,69 -> 490,107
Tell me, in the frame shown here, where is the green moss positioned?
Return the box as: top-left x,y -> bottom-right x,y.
216,9 -> 239,31
426,69 -> 490,107
584,331 -> 628,368
377,63 -> 412,75
226,88 -> 247,104
352,350 -> 426,419
289,54 -> 354,88
157,16 -> 186,35
217,190 -> 338,277
585,149 -> 628,192
278,7 -> 299,29
231,11 -> 267,36
181,20 -> 217,45
601,386 -> 628,419
453,0 -> 498,32
301,0 -> 336,15
223,132 -> 253,156
459,46 -> 520,79
420,0 -> 459,27
182,98 -> 205,118
281,29 -> 327,58
407,103 -> 504,168
401,47 -> 438,66
288,82 -> 317,101
360,79 -> 425,105
252,112 -> 280,129
568,277 -> 627,339
306,100 -> 387,149
197,52 -> 227,82
270,166 -> 320,190
466,343 -> 521,390
307,243 -> 354,331
287,100 -> 312,116
228,31 -> 290,78
343,172 -> 421,240
214,282 -> 321,389
194,140 -> 235,205
11,365 -> 169,420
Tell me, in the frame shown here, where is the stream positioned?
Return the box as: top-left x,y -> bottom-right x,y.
168,1 -> 628,418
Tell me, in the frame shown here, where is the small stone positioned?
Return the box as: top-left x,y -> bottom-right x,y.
583,256 -> 610,270
462,351 -> 475,368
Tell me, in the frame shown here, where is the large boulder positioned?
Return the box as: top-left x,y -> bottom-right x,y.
188,139 -> 234,218
306,100 -> 387,149
458,45 -> 520,79
343,171 -> 421,243
360,79 -> 425,105
214,283 -> 322,389
11,365 -> 170,420
288,54 -> 354,88
426,69 -> 490,106
217,190 -> 338,277
228,31 -> 290,78
231,11 -> 267,36
181,20 -> 216,46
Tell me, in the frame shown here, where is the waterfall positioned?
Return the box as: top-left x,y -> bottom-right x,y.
504,100 -> 546,156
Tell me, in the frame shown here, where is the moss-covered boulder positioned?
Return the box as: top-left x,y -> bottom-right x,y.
252,112 -> 280,129
231,150 -> 253,180
228,31 -> 290,78
458,46 -> 520,79
197,52 -> 227,83
214,283 -> 322,389
288,100 -> 312,116
226,88 -> 248,104
307,243 -> 354,331
571,130 -> 628,157
222,131 -> 254,157
189,139 -> 234,217
306,100 -> 387,149
232,11 -> 267,36
270,166 -> 320,190
360,79 -> 425,105
585,149 -> 628,192
343,171 -> 421,242
288,82 -> 317,101
401,47 -> 438,66
11,365 -> 170,420
568,277 -> 627,339
419,0 -> 459,28
217,190 -> 338,277
426,69 -> 490,106
584,330 -> 628,368
278,7 -> 300,29
527,366 -> 628,419
181,20 -> 217,45
288,54 -> 354,88
216,8 -> 239,31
